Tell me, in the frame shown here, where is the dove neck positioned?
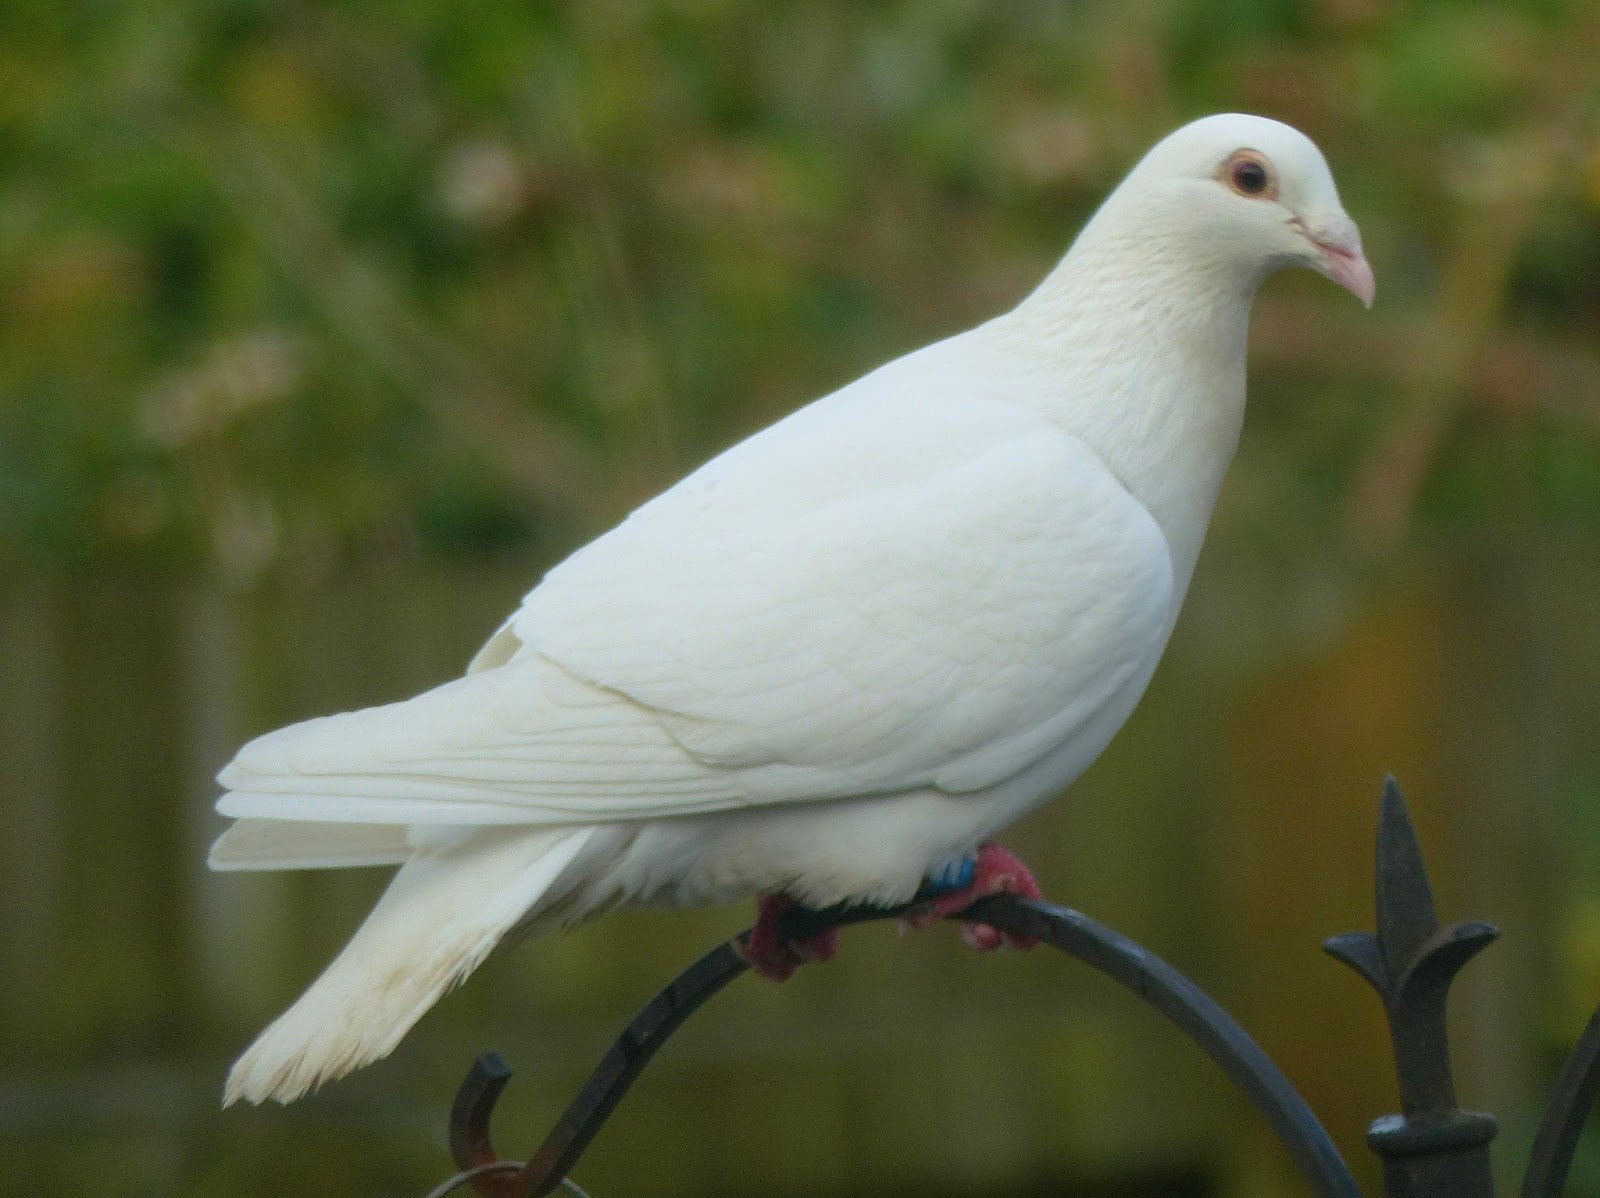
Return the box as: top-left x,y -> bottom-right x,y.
1009,216 -> 1259,593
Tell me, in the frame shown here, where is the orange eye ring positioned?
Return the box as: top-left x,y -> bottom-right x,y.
1220,149 -> 1277,200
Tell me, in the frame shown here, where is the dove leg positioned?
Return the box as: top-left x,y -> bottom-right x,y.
904,842 -> 1042,951
731,843 -> 1038,980
735,894 -> 840,982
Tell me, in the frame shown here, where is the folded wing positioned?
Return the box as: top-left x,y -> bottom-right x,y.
218,378 -> 1174,827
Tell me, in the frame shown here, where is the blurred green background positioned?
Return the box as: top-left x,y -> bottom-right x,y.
4,1 -> 1600,1195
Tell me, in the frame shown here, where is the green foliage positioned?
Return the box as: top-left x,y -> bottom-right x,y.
5,1 -> 1596,578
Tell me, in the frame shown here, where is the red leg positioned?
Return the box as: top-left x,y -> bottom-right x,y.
903,843 -> 1042,951
734,894 -> 840,982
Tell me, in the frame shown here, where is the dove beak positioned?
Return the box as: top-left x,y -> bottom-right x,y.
1298,214 -> 1375,308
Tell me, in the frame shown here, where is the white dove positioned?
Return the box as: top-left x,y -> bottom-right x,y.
210,112 -> 1373,1106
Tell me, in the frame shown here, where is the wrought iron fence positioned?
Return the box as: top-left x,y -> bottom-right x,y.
424,780 -> 1600,1198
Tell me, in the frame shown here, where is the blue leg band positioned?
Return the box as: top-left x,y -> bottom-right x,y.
921,856 -> 977,896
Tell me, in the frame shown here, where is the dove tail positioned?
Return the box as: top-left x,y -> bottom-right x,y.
222,824 -> 594,1107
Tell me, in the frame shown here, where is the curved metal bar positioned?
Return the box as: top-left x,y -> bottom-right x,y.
448,939 -> 754,1196
449,1051 -> 514,1175
1522,1001 -> 1600,1197
425,1167 -> 593,1198
424,1162 -> 526,1198
965,896 -> 1362,1198
520,940 -> 752,1195
442,893 -> 1360,1198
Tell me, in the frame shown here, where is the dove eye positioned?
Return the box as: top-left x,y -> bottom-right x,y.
1221,150 -> 1276,199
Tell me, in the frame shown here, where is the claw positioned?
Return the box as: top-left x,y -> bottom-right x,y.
908,843 -> 1042,951
735,894 -> 840,981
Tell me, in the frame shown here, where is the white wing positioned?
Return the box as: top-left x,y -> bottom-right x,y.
220,336 -> 1174,824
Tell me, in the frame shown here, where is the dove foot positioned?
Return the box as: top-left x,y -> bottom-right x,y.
905,842 -> 1042,951
735,894 -> 839,982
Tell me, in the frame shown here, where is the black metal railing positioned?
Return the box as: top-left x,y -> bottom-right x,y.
424,780 -> 1600,1198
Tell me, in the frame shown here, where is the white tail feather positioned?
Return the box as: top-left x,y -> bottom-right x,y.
208,818 -> 413,871
222,825 -> 592,1106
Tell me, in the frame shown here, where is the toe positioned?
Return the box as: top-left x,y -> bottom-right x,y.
790,928 -> 840,965
960,922 -> 1005,951
737,895 -> 840,980
734,937 -> 800,982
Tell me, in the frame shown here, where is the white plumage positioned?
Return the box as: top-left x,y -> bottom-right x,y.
211,113 -> 1372,1106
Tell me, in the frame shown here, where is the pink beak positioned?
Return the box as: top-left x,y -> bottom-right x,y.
1305,216 -> 1375,308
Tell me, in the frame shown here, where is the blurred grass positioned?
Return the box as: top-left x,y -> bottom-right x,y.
3,2 -> 1600,1195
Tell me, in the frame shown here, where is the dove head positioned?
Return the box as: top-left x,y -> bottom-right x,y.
1101,113 -> 1374,308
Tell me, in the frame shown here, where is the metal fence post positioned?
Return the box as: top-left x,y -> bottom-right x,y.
1325,778 -> 1499,1196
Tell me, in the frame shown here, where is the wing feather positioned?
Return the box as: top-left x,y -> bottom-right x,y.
521,413 -> 1174,802
217,343 -> 1174,825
